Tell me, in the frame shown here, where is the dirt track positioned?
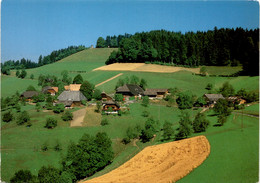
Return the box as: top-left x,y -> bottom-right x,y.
70,108 -> 87,127
95,73 -> 123,87
83,135 -> 210,183
93,63 -> 200,73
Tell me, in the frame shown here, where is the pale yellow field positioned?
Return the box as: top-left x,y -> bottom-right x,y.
93,63 -> 200,73
82,135 -> 210,183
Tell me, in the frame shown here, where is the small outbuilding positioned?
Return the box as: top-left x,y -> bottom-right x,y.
144,88 -> 168,99
101,92 -> 113,101
42,86 -> 58,96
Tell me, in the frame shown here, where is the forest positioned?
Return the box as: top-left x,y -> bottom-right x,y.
102,28 -> 259,75
1,45 -> 86,75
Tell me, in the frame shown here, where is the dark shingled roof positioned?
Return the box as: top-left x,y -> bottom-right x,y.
116,84 -> 144,96
204,94 -> 225,101
57,91 -> 87,102
144,88 -> 168,96
21,91 -> 39,98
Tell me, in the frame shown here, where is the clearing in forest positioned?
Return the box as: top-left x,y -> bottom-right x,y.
93,63 -> 200,73
83,135 -> 210,183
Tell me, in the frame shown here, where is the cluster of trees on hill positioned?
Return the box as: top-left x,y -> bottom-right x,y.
104,28 -> 259,75
1,45 -> 86,75
96,34 -> 132,48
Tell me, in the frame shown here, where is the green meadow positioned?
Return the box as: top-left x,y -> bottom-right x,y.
1,48 -> 259,182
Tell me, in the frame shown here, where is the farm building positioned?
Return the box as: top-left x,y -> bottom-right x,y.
64,84 -> 81,91
102,100 -> 120,114
116,84 -> 144,98
20,91 -> 39,101
101,92 -> 113,101
227,96 -> 246,105
203,94 -> 225,107
57,91 -> 86,108
42,86 -> 58,95
144,88 -> 168,99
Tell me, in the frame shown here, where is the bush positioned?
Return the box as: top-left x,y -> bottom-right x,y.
142,110 -> 149,117
62,111 -> 73,121
162,121 -> 174,140
16,111 -> 30,125
45,117 -> 57,129
101,118 -> 109,126
122,137 -> 131,144
10,170 -> 37,183
41,142 -> 49,151
35,103 -> 41,112
115,94 -> 124,101
54,140 -> 62,151
2,110 -> 13,122
53,103 -> 65,113
142,96 -> 149,107
118,110 -> 122,116
81,100 -> 87,106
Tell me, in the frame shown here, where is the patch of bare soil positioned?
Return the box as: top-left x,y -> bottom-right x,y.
93,63 -> 200,74
83,135 -> 210,183
70,108 -> 87,127
95,73 -> 123,87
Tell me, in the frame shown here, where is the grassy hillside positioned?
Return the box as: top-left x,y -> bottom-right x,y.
97,71 -> 259,97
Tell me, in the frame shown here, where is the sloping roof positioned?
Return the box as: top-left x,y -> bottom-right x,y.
116,84 -> 144,96
204,94 -> 225,101
64,84 -> 81,91
21,91 -> 39,98
52,87 -> 59,93
57,91 -> 87,101
144,88 -> 168,96
42,86 -> 54,93
56,100 -> 73,107
116,85 -> 130,93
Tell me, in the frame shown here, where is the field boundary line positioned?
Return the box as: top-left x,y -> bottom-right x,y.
95,73 -> 123,87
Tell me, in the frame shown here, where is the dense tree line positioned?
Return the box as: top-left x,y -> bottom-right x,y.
1,45 -> 86,75
104,28 -> 259,75
96,34 -> 132,48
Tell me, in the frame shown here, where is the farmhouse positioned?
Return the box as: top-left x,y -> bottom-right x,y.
64,84 -> 81,91
102,100 -> 120,114
101,92 -> 113,101
144,88 -> 168,99
116,84 -> 144,98
204,94 -> 225,107
57,91 -> 86,107
42,86 -> 58,95
20,91 -> 39,101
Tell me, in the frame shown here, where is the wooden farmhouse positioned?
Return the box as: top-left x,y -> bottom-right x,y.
101,92 -> 113,101
102,101 -> 120,114
116,84 -> 144,98
20,91 -> 39,101
144,88 -> 168,99
42,86 -> 58,96
203,94 -> 225,107
57,91 -> 86,108
64,84 -> 81,91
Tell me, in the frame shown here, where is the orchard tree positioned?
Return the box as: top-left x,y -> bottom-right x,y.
2,110 -> 13,122
213,98 -> 231,116
193,112 -> 210,132
142,96 -> 149,107
20,69 -> 27,79
162,121 -> 174,140
62,111 -> 73,121
73,74 -> 83,84
45,117 -> 57,129
16,70 -> 20,77
176,92 -> 193,109
30,74 -> 34,80
175,112 -> 192,140
80,81 -> 94,100
16,111 -> 30,125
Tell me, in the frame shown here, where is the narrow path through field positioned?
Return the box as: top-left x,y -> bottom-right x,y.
232,111 -> 259,118
95,73 -> 123,87
70,108 -> 87,127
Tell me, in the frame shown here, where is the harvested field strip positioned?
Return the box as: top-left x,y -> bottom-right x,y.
95,73 -> 123,87
83,135 -> 210,183
93,63 -> 200,73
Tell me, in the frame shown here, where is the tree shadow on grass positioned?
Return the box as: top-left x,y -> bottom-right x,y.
208,114 -> 218,117
213,123 -> 222,127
